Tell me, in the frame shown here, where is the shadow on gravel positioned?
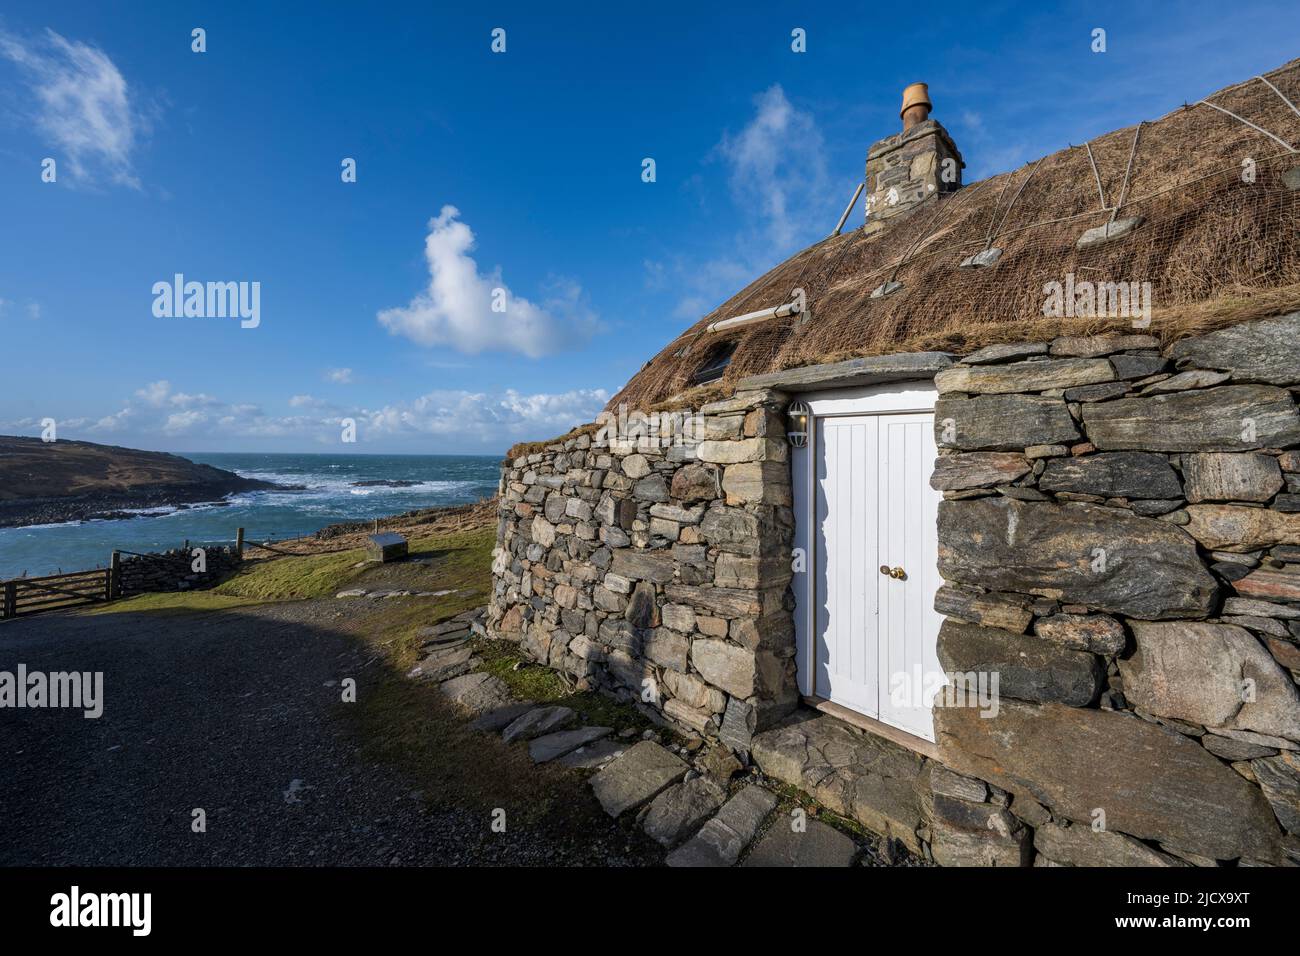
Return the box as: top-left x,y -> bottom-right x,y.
0,605 -> 662,866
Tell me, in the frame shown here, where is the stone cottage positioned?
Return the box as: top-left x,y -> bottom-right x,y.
489,59 -> 1300,866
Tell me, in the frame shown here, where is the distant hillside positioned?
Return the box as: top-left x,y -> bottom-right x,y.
0,436 -> 279,528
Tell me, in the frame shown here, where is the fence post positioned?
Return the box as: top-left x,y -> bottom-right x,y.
236,527 -> 245,559
109,551 -> 121,600
2,580 -> 14,619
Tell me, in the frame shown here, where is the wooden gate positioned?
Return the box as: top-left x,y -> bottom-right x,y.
1,564 -> 116,619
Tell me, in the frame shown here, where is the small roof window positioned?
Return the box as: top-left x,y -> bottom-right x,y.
691,341 -> 737,385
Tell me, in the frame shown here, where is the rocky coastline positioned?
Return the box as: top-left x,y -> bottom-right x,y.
0,435 -> 285,529
0,479 -> 282,529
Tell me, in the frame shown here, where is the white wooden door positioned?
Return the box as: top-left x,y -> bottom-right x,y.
812,409 -> 943,741
814,416 -> 879,716
874,412 -> 943,739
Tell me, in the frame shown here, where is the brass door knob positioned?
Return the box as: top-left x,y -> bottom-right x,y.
879,565 -> 907,579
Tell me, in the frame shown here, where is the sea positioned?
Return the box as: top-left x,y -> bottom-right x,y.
0,453 -> 501,579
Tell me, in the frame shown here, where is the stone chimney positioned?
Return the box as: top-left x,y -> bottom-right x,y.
863,82 -> 964,235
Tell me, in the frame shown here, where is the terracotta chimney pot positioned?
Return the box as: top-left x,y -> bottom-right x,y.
900,82 -> 932,131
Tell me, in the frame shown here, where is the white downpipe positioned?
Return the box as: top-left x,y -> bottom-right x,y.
705,301 -> 800,333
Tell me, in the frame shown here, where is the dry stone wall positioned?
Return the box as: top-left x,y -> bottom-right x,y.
490,309 -> 1300,866
488,390 -> 800,754
119,545 -> 241,596
932,311 -> 1300,866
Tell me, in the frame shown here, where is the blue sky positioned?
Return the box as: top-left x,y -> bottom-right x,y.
1,0 -> 1297,454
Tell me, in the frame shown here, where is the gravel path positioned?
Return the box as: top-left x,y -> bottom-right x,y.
0,601 -> 662,866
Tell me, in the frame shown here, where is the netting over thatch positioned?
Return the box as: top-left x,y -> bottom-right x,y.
611,58 -> 1300,411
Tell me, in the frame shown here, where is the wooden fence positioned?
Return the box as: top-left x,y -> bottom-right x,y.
0,526 -> 324,620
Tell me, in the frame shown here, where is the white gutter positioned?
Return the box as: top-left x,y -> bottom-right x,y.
705,301 -> 801,333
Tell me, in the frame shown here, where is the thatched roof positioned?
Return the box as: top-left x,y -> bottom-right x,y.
611,57 -> 1300,411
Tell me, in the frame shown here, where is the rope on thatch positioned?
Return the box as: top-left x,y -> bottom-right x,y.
1110,122 -> 1144,222
981,167 -> 1018,249
1084,142 -> 1107,210
989,158 -> 1044,244
1256,75 -> 1300,119
830,140 -> 1296,291
1198,98 -> 1297,152
890,179 -> 991,282
793,235 -> 834,301
816,225 -> 865,296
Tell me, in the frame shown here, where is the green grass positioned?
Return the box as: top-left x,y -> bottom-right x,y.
81,590 -> 261,615
473,637 -> 572,702
472,635 -> 679,741
758,775 -> 896,854
86,526 -> 495,619
214,549 -> 368,600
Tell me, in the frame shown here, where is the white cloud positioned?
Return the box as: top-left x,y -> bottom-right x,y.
716,85 -> 831,253
133,381 -> 220,409
642,259 -> 667,291
666,255 -> 758,321
0,28 -> 144,188
0,299 -> 42,320
169,391 -> 219,409
378,205 -> 599,358
92,408 -> 132,432
3,381 -> 608,450
325,367 -> 354,384
359,387 -> 609,443
163,410 -> 207,435
658,86 -> 837,321
134,380 -> 171,406
956,108 -> 1031,179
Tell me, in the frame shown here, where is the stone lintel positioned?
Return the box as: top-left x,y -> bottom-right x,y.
738,351 -> 953,394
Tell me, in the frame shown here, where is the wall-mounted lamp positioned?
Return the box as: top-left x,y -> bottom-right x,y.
787,400 -> 810,448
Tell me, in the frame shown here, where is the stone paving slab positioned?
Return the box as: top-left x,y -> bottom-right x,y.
556,738 -> 627,770
529,726 -> 613,763
421,618 -> 473,638
469,701 -> 537,733
740,819 -> 859,867
438,672 -> 514,715
421,624 -> 471,637
502,705 -> 576,744
590,741 -> 688,818
641,777 -> 726,847
420,629 -> 470,648
665,784 -> 778,867
752,714 -> 925,853
407,643 -> 474,681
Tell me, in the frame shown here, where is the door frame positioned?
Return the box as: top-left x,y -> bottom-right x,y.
790,380 -> 941,739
